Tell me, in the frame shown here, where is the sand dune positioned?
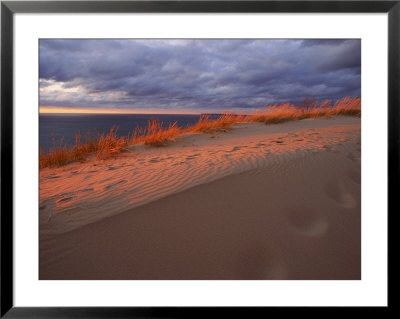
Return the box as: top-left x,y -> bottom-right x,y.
39,116 -> 361,280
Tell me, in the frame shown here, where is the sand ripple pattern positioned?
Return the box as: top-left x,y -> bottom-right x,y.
40,122 -> 361,235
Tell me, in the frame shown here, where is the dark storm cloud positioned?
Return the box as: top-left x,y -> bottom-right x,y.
39,39 -> 361,111
300,39 -> 349,47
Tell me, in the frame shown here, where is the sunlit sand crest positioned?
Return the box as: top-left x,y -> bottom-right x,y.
40,117 -> 361,236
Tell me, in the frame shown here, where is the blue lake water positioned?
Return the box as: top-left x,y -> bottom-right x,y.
39,113 -> 218,153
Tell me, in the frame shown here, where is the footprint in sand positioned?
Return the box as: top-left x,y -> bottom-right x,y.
324,179 -> 357,209
323,145 -> 339,153
57,196 -> 73,204
347,152 -> 361,163
46,175 -> 60,179
226,146 -> 242,152
79,188 -> 94,193
284,206 -> 328,237
105,180 -> 127,189
347,169 -> 361,185
60,191 -> 74,196
236,244 -> 288,280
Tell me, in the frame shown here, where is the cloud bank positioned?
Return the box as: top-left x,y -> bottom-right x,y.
39,39 -> 361,113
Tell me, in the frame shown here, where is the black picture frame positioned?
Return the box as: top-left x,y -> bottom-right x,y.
1,1 -> 397,317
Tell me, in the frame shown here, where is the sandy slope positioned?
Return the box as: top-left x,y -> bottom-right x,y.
39,116 -> 361,279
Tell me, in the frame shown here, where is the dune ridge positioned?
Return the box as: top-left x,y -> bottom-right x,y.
40,116 -> 360,236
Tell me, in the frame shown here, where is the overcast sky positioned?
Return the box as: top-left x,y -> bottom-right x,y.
39,39 -> 361,113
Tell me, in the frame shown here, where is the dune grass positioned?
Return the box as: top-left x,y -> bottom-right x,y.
189,112 -> 246,134
39,96 -> 361,168
95,126 -> 128,160
142,120 -> 182,146
246,97 -> 361,124
39,127 -> 128,168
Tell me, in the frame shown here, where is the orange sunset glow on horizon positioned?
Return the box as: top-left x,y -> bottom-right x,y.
39,107 -> 202,115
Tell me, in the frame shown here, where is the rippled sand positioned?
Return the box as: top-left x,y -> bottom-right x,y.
39,116 -> 361,279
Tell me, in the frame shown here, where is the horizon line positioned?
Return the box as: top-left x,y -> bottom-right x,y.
39,107 -> 205,115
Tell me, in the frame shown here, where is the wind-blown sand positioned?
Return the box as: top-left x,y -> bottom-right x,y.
40,116 -> 361,280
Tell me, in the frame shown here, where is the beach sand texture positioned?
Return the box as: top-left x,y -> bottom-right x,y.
40,116 -> 361,280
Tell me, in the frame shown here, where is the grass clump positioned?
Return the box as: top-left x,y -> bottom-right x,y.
95,126 -> 128,160
39,135 -> 69,168
71,131 -> 98,162
191,112 -> 245,133
247,104 -> 299,124
142,120 -> 181,146
246,97 -> 360,124
39,126 -> 128,168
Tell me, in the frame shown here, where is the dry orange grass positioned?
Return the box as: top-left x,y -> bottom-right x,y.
246,97 -> 360,124
72,131 -> 98,162
190,112 -> 246,133
246,103 -> 299,124
128,120 -> 182,146
39,97 -> 360,168
39,127 -> 128,168
142,120 -> 181,146
95,126 -> 128,160
39,135 -> 70,168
